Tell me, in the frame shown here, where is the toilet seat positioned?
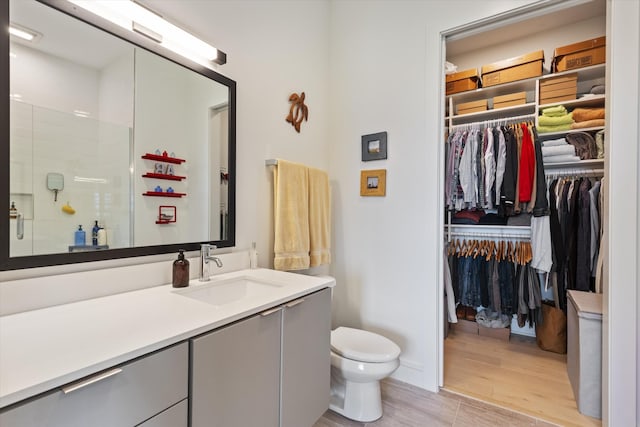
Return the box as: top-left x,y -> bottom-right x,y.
331,327 -> 401,363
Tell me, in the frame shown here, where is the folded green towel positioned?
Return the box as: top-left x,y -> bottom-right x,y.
541,105 -> 568,117
537,123 -> 573,133
538,112 -> 574,126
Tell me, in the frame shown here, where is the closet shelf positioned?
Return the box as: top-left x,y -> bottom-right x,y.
539,94 -> 605,110
537,126 -> 605,139
543,159 -> 604,169
447,77 -> 537,104
537,63 -> 606,83
451,103 -> 536,124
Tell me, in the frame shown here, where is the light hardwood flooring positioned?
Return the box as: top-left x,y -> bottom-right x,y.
443,328 -> 602,427
314,378 -> 556,426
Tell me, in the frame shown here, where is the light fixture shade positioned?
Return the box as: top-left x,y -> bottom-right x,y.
68,0 -> 226,66
9,23 -> 41,42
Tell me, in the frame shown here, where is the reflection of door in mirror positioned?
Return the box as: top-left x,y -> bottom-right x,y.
210,104 -> 229,241
9,0 -> 134,257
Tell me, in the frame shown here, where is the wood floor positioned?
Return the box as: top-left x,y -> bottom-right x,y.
443,328 -> 602,427
314,378 -> 556,426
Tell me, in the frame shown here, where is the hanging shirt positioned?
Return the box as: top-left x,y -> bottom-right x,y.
518,123 -> 536,204
495,128 -> 507,209
483,127 -> 496,209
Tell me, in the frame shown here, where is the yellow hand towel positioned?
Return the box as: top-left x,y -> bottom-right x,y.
273,160 -> 310,271
308,166 -> 331,267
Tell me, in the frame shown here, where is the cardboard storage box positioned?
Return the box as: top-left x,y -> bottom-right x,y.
446,68 -> 481,95
493,91 -> 527,109
478,325 -> 511,341
449,319 -> 478,335
481,50 -> 544,87
540,73 -> 578,104
553,37 -> 605,72
456,99 -> 487,115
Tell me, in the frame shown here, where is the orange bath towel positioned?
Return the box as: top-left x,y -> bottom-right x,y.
572,107 -> 605,122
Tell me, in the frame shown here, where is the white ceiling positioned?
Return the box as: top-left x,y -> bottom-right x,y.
446,0 -> 606,57
10,0 -> 132,70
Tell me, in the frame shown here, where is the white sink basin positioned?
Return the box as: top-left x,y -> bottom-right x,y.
174,277 -> 284,307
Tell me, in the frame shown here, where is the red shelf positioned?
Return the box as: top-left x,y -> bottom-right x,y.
142,173 -> 186,181
142,191 -> 186,198
141,153 -> 186,164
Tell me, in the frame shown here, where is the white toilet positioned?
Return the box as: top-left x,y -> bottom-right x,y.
329,327 -> 401,422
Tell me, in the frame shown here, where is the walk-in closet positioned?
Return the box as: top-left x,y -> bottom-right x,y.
441,1 -> 606,426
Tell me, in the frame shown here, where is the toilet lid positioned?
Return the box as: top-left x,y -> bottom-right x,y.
331,327 -> 401,363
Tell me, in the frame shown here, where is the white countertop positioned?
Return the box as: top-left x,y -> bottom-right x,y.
0,268 -> 335,408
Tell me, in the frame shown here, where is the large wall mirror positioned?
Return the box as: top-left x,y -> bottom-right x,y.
1,0 -> 236,270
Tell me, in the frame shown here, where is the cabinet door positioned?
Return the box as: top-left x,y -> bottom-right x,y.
138,399 -> 188,427
281,288 -> 332,427
190,309 -> 282,427
0,343 -> 188,427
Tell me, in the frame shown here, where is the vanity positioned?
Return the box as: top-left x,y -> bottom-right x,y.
1,2 -> 334,425
0,269 -> 335,426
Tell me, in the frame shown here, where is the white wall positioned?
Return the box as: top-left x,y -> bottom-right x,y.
327,0 -> 539,390
2,1 -> 638,424
133,49 -> 227,246
143,0 -> 331,261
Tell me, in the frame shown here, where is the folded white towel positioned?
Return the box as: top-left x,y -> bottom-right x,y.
544,155 -> 581,164
541,138 -> 567,147
542,145 -> 576,157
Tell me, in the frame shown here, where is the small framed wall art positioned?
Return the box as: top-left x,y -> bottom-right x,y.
361,131 -> 387,161
360,169 -> 386,197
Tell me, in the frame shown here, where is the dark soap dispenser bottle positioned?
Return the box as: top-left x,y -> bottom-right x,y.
172,249 -> 190,288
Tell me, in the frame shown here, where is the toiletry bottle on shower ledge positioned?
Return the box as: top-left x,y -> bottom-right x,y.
74,225 -> 86,246
92,220 -> 100,246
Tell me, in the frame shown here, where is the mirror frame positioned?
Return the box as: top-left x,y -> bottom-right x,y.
1,0 -> 236,270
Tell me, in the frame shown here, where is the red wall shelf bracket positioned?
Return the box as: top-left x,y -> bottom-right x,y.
141,153 -> 186,164
142,173 -> 186,181
142,191 -> 186,198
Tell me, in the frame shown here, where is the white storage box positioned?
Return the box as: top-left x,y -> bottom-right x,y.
567,290 -> 603,419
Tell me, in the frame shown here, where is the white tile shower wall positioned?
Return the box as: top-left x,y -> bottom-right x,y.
30,106 -> 131,254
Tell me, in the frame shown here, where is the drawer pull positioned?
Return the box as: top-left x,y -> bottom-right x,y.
285,298 -> 305,308
260,307 -> 281,317
61,368 -> 123,394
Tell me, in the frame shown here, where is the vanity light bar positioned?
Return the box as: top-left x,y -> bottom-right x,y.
9,23 -> 41,42
67,0 -> 227,66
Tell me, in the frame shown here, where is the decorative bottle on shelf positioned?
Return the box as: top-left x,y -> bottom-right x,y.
74,225 -> 86,246
92,220 -> 100,246
97,227 -> 107,246
9,201 -> 17,219
172,249 -> 190,288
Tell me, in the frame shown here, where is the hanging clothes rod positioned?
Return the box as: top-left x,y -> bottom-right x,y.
447,231 -> 531,241
450,113 -> 536,131
445,225 -> 531,242
544,168 -> 604,178
265,159 -> 278,166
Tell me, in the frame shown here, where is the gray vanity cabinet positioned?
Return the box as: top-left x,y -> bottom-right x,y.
190,307 -> 282,427
0,342 -> 188,427
281,287 -> 331,427
190,287 -> 332,427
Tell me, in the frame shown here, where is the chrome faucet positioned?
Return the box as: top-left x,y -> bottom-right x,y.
199,243 -> 223,282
